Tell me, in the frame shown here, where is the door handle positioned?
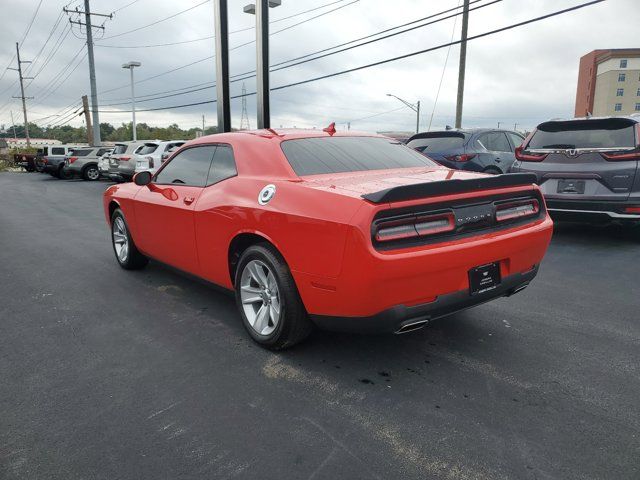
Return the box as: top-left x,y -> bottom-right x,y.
183,196 -> 195,205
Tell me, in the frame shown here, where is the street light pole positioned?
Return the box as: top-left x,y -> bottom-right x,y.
387,93 -> 421,134
122,61 -> 141,141
244,0 -> 281,129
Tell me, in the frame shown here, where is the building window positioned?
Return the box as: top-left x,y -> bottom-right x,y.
616,88 -> 624,97
637,88 -> 640,97
614,103 -> 622,112
620,59 -> 628,68
618,73 -> 626,82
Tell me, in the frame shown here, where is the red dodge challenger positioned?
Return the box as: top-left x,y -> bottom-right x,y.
104,127 -> 553,349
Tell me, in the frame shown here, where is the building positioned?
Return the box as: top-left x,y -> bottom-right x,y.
5,138 -> 62,149
575,49 -> 640,117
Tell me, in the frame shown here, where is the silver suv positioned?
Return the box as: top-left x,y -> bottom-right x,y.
134,140 -> 185,175
62,146 -> 113,181
107,141 -> 145,182
511,115 -> 640,225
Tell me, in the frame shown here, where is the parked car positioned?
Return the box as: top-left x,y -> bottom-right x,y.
134,140 -> 186,175
62,146 -> 113,181
511,115 -> 640,226
407,129 -> 525,174
36,145 -> 83,173
104,129 -> 553,349
14,152 -> 38,172
42,145 -> 85,178
107,141 -> 146,182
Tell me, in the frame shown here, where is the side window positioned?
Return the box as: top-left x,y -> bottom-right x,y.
207,145 -> 237,186
155,146 -> 216,187
506,132 -> 524,149
488,132 -> 512,152
477,133 -> 490,150
52,147 -> 65,155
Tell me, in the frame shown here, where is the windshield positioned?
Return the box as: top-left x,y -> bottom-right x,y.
406,134 -> 466,152
528,119 -> 637,149
281,136 -> 436,176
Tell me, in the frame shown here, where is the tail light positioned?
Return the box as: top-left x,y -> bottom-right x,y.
68,157 -> 78,164
624,206 -> 640,213
496,199 -> 539,222
515,146 -> 547,162
375,213 -> 455,242
43,157 -> 48,164
146,156 -> 154,168
119,156 -> 131,162
445,153 -> 476,162
601,151 -> 640,161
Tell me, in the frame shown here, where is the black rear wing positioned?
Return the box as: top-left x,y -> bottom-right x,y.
362,173 -> 538,204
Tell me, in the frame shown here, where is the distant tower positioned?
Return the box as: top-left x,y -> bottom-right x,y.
240,83 -> 250,130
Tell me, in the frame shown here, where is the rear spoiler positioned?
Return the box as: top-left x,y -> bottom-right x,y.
362,173 -> 538,204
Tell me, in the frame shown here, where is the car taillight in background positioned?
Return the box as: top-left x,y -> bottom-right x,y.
146,156 -> 154,168
445,153 -> 476,162
496,199 -> 539,222
43,157 -> 48,164
624,206 -> 640,213
601,151 -> 640,161
375,213 -> 455,242
515,146 -> 547,162
118,156 -> 131,162
68,157 -> 78,164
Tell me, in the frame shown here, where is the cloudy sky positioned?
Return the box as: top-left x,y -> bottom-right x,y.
0,0 -> 638,135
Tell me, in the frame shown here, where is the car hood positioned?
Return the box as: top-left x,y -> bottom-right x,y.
299,167 -> 488,199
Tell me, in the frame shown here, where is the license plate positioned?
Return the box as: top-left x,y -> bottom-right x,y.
557,179 -> 585,194
469,262 -> 501,295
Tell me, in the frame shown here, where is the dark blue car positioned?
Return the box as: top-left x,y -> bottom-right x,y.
406,128 -> 525,174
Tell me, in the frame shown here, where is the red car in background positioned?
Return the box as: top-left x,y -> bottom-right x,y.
104,128 -> 553,349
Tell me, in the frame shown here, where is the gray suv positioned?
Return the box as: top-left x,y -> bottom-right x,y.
62,146 -> 113,181
511,115 -> 640,225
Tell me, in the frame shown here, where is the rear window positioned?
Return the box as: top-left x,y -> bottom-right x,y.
406,133 -> 465,152
528,119 -> 637,149
113,144 -> 127,154
138,144 -> 159,155
281,137 -> 435,176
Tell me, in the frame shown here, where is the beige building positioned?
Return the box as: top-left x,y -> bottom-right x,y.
575,49 -> 640,117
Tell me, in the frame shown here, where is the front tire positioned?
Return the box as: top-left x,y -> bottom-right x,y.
235,244 -> 312,350
83,164 -> 100,181
111,208 -> 148,270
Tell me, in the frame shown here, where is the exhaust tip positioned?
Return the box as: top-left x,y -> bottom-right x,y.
507,283 -> 529,296
395,317 -> 429,334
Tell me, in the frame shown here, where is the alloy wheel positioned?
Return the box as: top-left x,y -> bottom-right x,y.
112,217 -> 129,263
239,260 -> 281,336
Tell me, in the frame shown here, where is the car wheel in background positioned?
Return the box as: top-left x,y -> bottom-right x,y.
110,209 -> 148,270
483,166 -> 502,175
235,244 -> 312,350
83,165 -> 100,181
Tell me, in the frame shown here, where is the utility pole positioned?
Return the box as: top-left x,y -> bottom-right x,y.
9,43 -> 33,147
202,114 -> 205,134
214,0 -> 231,133
514,123 -> 518,131
82,95 -> 93,145
497,121 -> 501,129
240,82 -> 250,130
64,2 -> 112,146
454,0 -> 469,129
10,111 -> 17,139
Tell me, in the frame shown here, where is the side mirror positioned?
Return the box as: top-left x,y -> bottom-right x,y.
134,170 -> 152,186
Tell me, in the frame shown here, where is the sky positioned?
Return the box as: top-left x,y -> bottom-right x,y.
0,0 -> 638,135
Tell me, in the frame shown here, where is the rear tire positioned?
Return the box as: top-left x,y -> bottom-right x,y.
83,164 -> 100,181
234,244 -> 312,350
59,166 -> 73,180
110,208 -> 148,270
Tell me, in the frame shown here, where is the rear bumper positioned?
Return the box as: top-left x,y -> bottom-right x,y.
311,267 -> 537,334
546,199 -> 640,223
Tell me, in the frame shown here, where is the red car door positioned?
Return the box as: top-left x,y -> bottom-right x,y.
133,145 -> 216,274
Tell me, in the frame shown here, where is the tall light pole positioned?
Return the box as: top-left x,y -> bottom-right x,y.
387,93 -> 421,134
122,61 -> 141,141
454,0 -> 470,129
244,0 -> 281,129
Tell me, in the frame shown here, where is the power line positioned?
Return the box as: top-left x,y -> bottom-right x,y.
100,0 -> 210,41
99,0 -> 604,114
112,0 -> 143,13
38,51 -> 88,104
96,0 -> 351,49
19,0 -> 45,47
23,10 -> 66,77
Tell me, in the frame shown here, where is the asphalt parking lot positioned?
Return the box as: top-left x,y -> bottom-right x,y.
1,171 -> 639,480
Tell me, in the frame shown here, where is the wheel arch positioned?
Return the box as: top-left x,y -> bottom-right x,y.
228,231 -> 287,286
108,200 -> 121,222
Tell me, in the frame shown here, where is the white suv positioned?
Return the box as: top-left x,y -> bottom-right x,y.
134,140 -> 185,175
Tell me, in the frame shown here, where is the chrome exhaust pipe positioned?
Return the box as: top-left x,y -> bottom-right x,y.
507,283 -> 529,296
395,318 -> 429,334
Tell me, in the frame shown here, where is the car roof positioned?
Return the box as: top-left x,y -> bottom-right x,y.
542,114 -> 639,124
188,128 -> 385,146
